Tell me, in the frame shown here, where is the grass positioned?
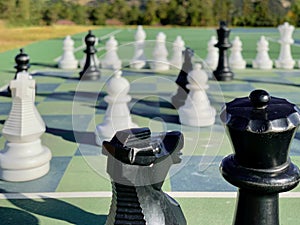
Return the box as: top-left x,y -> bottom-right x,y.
0,21 -> 97,53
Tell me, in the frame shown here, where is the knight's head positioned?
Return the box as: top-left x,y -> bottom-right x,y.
102,127 -> 183,166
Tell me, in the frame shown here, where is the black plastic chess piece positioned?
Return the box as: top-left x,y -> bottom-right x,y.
79,30 -> 101,81
220,89 -> 300,225
103,127 -> 186,225
7,48 -> 30,94
14,48 -> 30,78
213,21 -> 234,81
171,47 -> 194,109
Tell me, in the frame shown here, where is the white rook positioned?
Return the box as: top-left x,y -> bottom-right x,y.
0,72 -> 51,182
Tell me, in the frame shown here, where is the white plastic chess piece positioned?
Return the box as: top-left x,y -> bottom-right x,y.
95,71 -> 138,144
101,36 -> 122,70
178,63 -> 216,127
253,36 -> 273,69
58,35 -> 78,69
229,36 -> 246,69
170,36 -> 185,69
275,22 -> 295,69
130,25 -> 147,69
0,72 -> 51,182
150,32 -> 170,71
204,36 -> 218,70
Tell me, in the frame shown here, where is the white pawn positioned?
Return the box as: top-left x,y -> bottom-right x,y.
130,25 -> 147,69
170,36 -> 185,69
275,22 -> 295,69
101,36 -> 122,70
253,36 -> 273,69
178,63 -> 216,127
204,36 -> 219,70
95,70 -> 138,144
150,32 -> 170,71
0,72 -> 51,182
58,35 -> 78,69
229,36 -> 246,69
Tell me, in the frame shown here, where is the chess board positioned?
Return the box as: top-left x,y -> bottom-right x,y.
1,27 -> 300,225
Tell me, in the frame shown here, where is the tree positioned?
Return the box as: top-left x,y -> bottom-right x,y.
88,3 -> 108,25
142,0 -> 159,25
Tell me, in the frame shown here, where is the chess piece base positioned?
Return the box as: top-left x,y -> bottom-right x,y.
275,60 -> 295,69
58,60 -> 78,70
252,60 -> 273,69
130,60 -> 146,69
79,68 -> 101,81
179,106 -> 216,127
230,61 -> 246,70
213,70 -> 234,81
0,139 -> 52,182
101,60 -> 122,70
150,62 -> 170,71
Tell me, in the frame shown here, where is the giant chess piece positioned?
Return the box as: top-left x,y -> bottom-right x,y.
0,71 -> 52,182
95,70 -> 138,144
101,36 -> 122,70
171,47 -> 193,109
275,22 -> 295,69
130,25 -> 147,69
252,36 -> 273,69
220,89 -> 300,225
14,48 -> 30,78
229,36 -> 246,69
103,127 -> 187,225
7,49 -> 30,94
58,35 -> 78,69
204,35 -> 219,70
178,63 -> 216,127
170,36 -> 185,69
79,30 -> 101,80
213,21 -> 234,81
150,32 -> 170,71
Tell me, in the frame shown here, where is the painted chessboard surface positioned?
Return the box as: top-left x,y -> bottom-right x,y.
1,27 -> 300,225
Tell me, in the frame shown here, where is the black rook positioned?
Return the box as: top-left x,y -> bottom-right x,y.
220,89 -> 300,225
79,30 -> 101,81
213,21 -> 234,81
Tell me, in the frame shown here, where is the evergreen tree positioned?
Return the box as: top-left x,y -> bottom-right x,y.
142,0 -> 159,25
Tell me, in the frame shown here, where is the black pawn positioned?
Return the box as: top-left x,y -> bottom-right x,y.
171,47 -> 194,109
14,48 -> 30,78
213,21 -> 234,81
7,48 -> 30,94
220,89 -> 300,225
79,30 -> 101,81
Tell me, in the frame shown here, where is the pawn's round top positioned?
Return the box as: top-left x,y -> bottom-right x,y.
249,89 -> 270,109
221,89 -> 300,133
15,48 -> 30,71
85,30 -> 97,46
